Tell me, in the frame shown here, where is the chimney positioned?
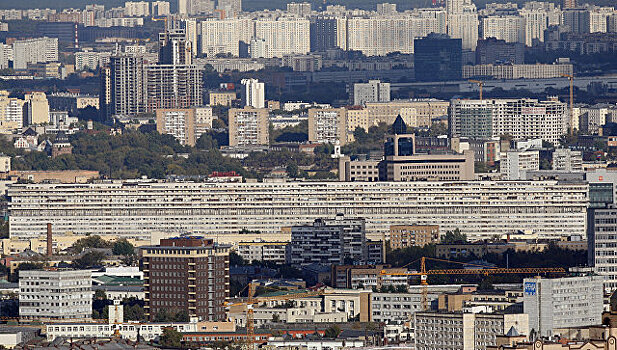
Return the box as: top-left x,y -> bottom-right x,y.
46,223 -> 53,257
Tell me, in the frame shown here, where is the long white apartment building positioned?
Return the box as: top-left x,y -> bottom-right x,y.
449,98 -> 568,144
8,180 -> 587,242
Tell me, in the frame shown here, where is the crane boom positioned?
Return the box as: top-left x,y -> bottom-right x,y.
379,256 -> 566,311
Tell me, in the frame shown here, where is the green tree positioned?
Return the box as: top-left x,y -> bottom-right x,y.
112,239 -> 135,256
229,251 -> 247,266
69,235 -> 112,254
440,229 -> 467,244
159,327 -> 183,347
72,251 -> 106,269
94,290 -> 107,300
324,325 -> 341,338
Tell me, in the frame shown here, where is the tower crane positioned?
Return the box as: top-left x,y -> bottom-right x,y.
380,256 -> 566,311
468,80 -> 485,100
224,284 -> 329,350
561,74 -> 575,133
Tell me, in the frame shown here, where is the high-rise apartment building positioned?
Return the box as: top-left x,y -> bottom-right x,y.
103,54 -> 146,117
449,99 -> 568,144
414,34 -> 462,81
144,64 -> 203,111
500,150 -> 540,180
446,0 -> 479,50
152,1 -> 171,16
352,80 -> 390,106
309,16 -> 343,52
252,18 -> 310,58
0,90 -> 25,132
563,0 -> 577,9
23,92 -> 49,126
145,29 -> 202,111
217,0 -> 242,17
159,29 -> 192,65
228,107 -> 269,146
289,215 -> 366,265
520,9 -> 549,46
12,37 -> 58,70
156,107 -> 213,146
523,276 -> 603,337
141,237 -> 230,321
156,109 -> 196,146
562,9 -> 591,34
240,78 -> 265,108
287,2 -> 311,17
308,108 -> 347,145
481,15 -> 526,44
124,1 -> 150,17
588,205 -> 617,292
19,269 -> 92,321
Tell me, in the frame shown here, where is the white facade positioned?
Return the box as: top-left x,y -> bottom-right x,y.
19,270 -> 93,321
0,155 -> 10,172
589,205 -> 617,293
46,320 -> 198,342
8,180 -> 588,242
500,150 -> 540,180
75,51 -> 111,71
552,148 -> 582,172
152,1 -> 171,16
236,240 -> 287,264
414,311 -> 529,350
12,37 -> 58,70
241,78 -> 265,108
523,276 -> 604,337
450,99 -> 569,144
124,1 -> 150,17
253,18 -> 310,58
481,15 -> 526,44
447,5 -> 479,50
520,9 -> 549,46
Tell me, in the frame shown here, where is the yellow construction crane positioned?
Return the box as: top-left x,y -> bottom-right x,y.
380,256 -> 566,311
152,16 -> 169,30
469,79 -> 484,100
561,74 -> 575,133
225,285 -> 328,350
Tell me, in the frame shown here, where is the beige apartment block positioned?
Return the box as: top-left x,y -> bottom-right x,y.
389,225 -> 440,249
156,109 -> 197,146
308,107 -> 347,145
228,107 -> 269,146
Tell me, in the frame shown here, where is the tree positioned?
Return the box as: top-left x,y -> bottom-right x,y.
478,278 -> 494,291
160,327 -> 183,347
229,251 -> 247,266
94,290 -> 107,300
272,314 -> 280,323
72,251 -> 106,269
324,325 -> 341,338
112,239 -> 135,256
440,229 -> 467,244
69,235 -> 112,254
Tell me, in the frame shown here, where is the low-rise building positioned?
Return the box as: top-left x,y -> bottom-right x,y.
236,240 -> 288,264
208,91 -> 236,106
414,311 -> 529,350
553,148 -> 583,172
